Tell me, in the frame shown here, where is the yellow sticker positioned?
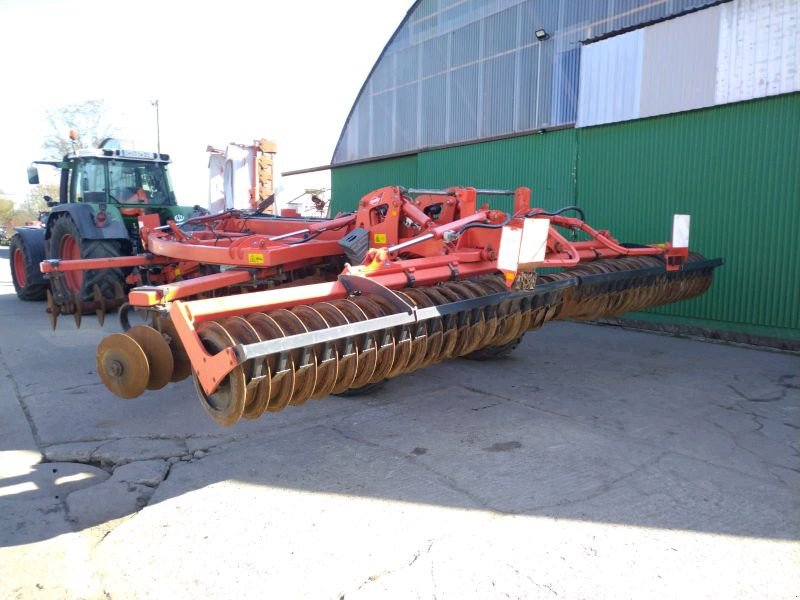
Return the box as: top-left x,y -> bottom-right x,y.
248,253 -> 265,264
374,233 -> 387,244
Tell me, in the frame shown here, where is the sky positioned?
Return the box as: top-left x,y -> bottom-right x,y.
0,0 -> 411,208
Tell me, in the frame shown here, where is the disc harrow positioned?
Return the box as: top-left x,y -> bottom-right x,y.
36,185 -> 722,425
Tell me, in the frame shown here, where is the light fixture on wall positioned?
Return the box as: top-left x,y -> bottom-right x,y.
535,28 -> 550,41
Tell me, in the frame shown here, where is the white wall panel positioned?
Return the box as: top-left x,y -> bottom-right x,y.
640,5 -> 720,118
577,29 -> 644,127
332,0 -> 724,163
716,0 -> 800,104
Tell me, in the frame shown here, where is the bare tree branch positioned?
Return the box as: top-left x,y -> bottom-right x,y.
42,100 -> 118,159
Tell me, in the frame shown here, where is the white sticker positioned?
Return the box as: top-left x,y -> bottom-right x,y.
174,214 -> 185,223
519,218 -> 549,265
497,226 -> 523,274
672,214 -> 690,248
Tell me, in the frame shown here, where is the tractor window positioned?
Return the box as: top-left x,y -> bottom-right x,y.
73,159 -> 108,203
108,160 -> 174,205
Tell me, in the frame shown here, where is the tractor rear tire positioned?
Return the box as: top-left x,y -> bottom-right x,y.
48,216 -> 127,302
9,234 -> 48,301
462,337 -> 522,361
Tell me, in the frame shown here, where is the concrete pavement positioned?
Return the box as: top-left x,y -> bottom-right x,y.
0,245 -> 798,599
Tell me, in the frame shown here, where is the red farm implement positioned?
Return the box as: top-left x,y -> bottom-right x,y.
40,186 -> 721,425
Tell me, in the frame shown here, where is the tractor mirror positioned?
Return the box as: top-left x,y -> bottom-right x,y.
27,166 -> 40,185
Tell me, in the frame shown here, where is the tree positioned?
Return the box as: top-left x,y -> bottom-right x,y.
24,184 -> 57,213
42,100 -> 117,159
0,197 -> 14,229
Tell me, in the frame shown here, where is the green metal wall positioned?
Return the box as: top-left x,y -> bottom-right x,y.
331,93 -> 800,341
577,94 -> 800,340
330,129 -> 576,214
415,130 -> 577,214
330,155 -> 417,213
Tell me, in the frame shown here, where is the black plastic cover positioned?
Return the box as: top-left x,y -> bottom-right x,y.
338,227 -> 370,264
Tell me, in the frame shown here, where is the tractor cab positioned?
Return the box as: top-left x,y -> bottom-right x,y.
28,147 -> 177,209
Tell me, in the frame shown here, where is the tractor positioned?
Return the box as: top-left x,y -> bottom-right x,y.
9,138 -> 202,314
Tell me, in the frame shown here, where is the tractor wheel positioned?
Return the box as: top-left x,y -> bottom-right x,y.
9,234 -> 48,301
48,216 -> 127,301
462,337 -> 522,361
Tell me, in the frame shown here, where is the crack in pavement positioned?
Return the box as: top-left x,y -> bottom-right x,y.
457,383 -> 797,489
519,451 -> 669,514
329,425 -> 494,512
345,538 -> 437,597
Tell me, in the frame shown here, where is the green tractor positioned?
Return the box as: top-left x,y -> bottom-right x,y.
10,139 -> 202,309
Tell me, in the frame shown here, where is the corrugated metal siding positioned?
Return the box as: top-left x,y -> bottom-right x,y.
334,0 -> 722,163
578,0 -> 800,129
716,0 -> 800,103
640,5 -> 720,118
415,128 -> 576,214
577,28 -> 644,127
330,155 -> 418,214
331,93 -> 799,340
576,93 -> 800,333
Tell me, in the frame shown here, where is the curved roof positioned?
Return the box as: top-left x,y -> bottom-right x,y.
331,0 -> 720,165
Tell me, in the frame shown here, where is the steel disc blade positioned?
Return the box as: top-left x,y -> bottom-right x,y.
315,302 -> 358,394
461,280 -> 499,344
242,313 -> 280,418
193,321 -> 246,426
436,285 -> 473,356
154,316 -> 193,383
392,291 -> 429,374
293,305 -> 339,400
255,311 -> 296,413
350,296 -> 396,384
329,299 -> 377,390
445,282 -> 485,355
221,316 -> 265,419
269,309 -> 316,407
420,287 -> 457,361
401,289 -> 443,368
127,325 -> 174,391
96,333 -> 150,399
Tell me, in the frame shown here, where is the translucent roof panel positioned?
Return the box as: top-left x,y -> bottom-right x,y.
332,0 -> 721,164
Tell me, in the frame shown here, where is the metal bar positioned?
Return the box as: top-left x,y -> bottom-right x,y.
235,285 -> 574,362
236,312 -> 415,361
404,188 -> 456,196
183,280 -> 348,319
269,228 -> 310,241
128,269 -> 253,306
575,256 -> 724,286
386,232 -> 434,253
473,189 -> 516,196
40,254 -> 170,273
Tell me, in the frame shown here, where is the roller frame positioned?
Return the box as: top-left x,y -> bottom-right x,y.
176,257 -> 720,397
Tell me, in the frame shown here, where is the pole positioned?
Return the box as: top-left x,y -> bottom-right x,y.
151,99 -> 161,154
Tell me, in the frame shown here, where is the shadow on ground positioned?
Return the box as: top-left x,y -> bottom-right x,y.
2,315 -> 798,547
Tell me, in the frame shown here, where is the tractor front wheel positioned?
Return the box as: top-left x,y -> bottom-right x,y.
48,216 -> 127,302
9,234 -> 48,301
